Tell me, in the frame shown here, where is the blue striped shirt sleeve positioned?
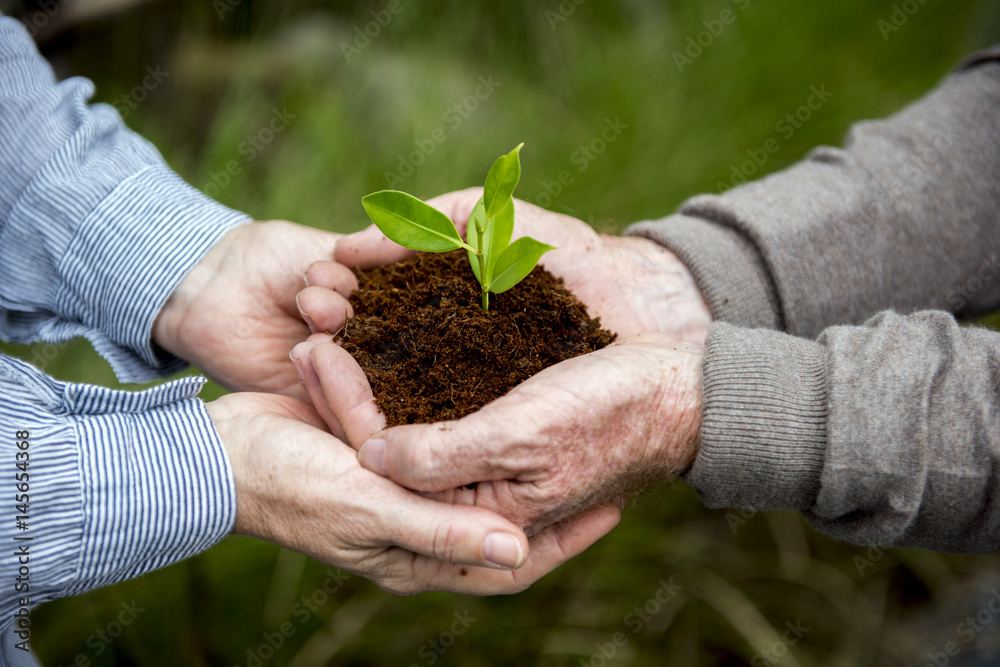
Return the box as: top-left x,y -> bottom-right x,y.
0,354 -> 235,643
0,16 -> 251,382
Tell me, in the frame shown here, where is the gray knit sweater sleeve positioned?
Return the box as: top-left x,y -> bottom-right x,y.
695,315 -> 1000,554
626,47 -> 1000,553
627,46 -> 1000,336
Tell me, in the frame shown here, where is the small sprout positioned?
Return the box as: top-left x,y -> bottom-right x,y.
361,144 -> 555,311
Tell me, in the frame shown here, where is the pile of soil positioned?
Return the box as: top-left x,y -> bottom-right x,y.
338,250 -> 616,426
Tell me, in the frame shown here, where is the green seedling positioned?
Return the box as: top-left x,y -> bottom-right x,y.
361,143 -> 555,311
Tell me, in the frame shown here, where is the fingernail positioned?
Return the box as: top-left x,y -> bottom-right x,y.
289,352 -> 305,384
295,293 -> 316,332
358,439 -> 387,476
303,270 -> 311,287
483,533 -> 524,570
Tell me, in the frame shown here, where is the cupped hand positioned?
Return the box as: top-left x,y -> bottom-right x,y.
205,392 -> 621,595
290,332 -> 704,534
300,188 -> 711,343
154,221 -> 357,398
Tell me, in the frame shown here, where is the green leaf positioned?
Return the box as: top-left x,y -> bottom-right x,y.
362,191 -> 463,252
488,236 -> 555,294
466,198 -> 485,283
483,143 -> 523,219
483,198 -> 515,283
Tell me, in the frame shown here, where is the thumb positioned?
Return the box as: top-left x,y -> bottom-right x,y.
424,187 -> 483,236
334,223 -> 414,270
389,493 -> 529,570
303,342 -> 386,448
358,407 -> 527,492
334,188 -> 484,269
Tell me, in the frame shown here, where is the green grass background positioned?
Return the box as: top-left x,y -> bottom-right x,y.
5,0 -> 1000,664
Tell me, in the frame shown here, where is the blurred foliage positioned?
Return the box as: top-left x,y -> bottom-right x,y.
3,0 -> 1000,665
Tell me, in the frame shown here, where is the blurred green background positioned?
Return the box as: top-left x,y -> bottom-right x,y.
3,0 -> 1000,665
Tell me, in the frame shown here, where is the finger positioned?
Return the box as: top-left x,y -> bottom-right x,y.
384,493 -> 530,571
306,332 -> 335,345
296,286 -> 353,335
424,187 -> 483,236
279,380 -> 312,404
358,407 -> 526,491
513,503 -> 621,582
333,224 -> 415,269
334,188 -> 486,268
289,342 -> 347,441
304,260 -> 358,297
308,342 -> 386,448
380,504 -> 621,596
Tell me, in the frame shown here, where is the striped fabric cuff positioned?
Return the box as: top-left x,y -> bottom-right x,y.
62,375 -> 235,597
52,165 -> 250,382
0,357 -> 85,618
0,355 -> 234,623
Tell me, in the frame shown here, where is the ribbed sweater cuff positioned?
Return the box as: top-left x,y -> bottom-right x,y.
684,322 -> 828,510
626,214 -> 780,330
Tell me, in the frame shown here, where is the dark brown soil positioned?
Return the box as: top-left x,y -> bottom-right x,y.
338,250 -> 616,426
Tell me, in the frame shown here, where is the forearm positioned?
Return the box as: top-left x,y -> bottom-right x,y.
688,312 -> 1000,554
0,16 -> 249,381
628,45 -> 1000,336
0,354 -> 236,631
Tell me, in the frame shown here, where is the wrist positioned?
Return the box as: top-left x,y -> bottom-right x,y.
599,235 -> 712,344
626,214 -> 780,332
205,393 -> 331,543
610,333 -> 704,483
153,225 -> 243,360
652,335 -> 704,475
205,395 -> 259,539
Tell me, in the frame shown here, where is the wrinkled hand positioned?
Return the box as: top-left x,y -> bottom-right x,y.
300,188 -> 711,342
154,221 -> 357,398
290,333 -> 703,534
205,392 -> 620,594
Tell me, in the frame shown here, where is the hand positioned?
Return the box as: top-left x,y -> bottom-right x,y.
309,187 -> 711,343
154,221 -> 357,398
290,332 -> 704,533
205,392 -> 621,595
